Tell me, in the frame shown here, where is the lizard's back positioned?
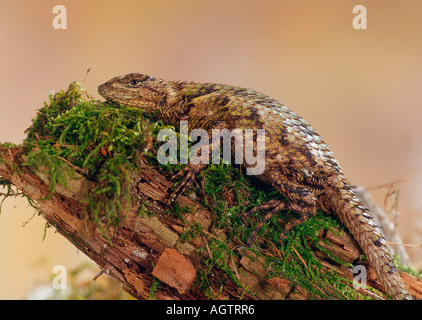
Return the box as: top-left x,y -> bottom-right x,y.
182,82 -> 343,188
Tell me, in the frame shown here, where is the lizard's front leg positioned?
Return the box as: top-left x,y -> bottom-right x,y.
168,162 -> 206,203
168,119 -> 228,203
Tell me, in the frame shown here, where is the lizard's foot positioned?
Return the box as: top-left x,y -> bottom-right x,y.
168,163 -> 206,203
243,199 -> 287,246
243,198 -> 317,246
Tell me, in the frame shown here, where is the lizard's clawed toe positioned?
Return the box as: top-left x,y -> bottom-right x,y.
167,163 -> 206,204
243,199 -> 287,246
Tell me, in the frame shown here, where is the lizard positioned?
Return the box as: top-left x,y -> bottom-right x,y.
98,73 -> 412,300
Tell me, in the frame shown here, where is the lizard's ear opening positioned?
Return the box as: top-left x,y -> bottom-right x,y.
158,94 -> 167,107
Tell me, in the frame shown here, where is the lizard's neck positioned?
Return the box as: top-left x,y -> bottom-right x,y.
155,81 -> 190,125
162,81 -> 236,129
158,80 -> 218,125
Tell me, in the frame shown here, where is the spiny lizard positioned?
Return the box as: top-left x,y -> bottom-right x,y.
98,73 -> 412,300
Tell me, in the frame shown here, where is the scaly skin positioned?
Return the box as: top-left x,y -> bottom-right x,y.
98,73 -> 412,300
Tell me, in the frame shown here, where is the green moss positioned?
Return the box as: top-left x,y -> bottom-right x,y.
20,82 -> 166,236
184,163 -> 378,300
195,237 -> 245,299
394,255 -> 422,279
179,221 -> 202,243
148,278 -> 161,300
0,176 -> 40,217
0,142 -> 18,148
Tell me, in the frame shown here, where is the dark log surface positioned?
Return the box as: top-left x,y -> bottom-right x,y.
0,146 -> 421,300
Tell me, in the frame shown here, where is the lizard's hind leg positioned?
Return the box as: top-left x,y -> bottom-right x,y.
243,177 -> 318,245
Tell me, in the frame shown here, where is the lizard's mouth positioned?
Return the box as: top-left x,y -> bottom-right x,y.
98,81 -> 136,103
97,83 -> 110,98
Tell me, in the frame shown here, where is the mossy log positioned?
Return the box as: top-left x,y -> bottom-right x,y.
1,146 -> 421,300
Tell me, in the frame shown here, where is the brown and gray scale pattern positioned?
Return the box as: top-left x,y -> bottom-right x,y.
98,73 -> 412,300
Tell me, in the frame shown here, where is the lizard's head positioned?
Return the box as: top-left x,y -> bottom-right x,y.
98,73 -> 170,112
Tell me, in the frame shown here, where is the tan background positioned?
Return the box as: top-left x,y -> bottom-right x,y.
0,0 -> 421,299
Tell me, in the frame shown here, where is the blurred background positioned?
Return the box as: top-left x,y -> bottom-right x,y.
0,0 -> 421,299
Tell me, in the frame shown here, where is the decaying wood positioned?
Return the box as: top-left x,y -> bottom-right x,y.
0,146 -> 421,300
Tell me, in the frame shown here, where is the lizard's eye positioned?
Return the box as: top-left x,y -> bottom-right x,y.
129,79 -> 141,86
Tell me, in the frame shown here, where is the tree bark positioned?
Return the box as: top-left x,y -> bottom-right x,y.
0,146 -> 421,300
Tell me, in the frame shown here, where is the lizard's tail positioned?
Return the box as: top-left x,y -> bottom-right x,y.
327,181 -> 412,300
